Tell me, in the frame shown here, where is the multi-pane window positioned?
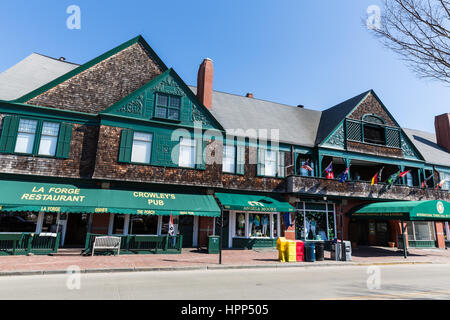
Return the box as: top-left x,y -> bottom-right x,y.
14,119 -> 38,154
406,221 -> 436,241
131,132 -> 153,164
178,137 -> 196,168
264,149 -> 278,177
155,93 -> 181,120
38,122 -> 60,156
223,145 -> 236,173
439,172 -> 450,191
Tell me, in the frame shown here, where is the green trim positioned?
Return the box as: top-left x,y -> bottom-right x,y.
13,35 -> 168,103
0,100 -> 98,124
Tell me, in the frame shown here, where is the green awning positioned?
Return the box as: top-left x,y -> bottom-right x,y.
215,193 -> 295,212
351,200 -> 450,221
0,180 -> 220,217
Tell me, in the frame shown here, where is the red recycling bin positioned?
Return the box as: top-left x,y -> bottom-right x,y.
295,240 -> 304,262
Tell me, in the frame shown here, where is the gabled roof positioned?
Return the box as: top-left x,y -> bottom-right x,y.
0,53 -> 79,101
315,90 -> 371,145
189,86 -> 322,147
403,128 -> 450,167
14,35 -> 168,104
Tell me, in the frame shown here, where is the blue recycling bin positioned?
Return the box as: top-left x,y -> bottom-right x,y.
304,242 -> 316,262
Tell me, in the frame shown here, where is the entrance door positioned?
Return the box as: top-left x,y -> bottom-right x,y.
64,213 -> 89,247
375,222 -> 390,246
215,211 -> 229,249
178,216 -> 194,247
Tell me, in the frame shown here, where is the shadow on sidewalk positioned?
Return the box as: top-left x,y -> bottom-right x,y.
351,246 -> 421,258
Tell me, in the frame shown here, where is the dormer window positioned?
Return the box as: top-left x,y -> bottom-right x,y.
155,93 -> 181,121
362,114 -> 386,146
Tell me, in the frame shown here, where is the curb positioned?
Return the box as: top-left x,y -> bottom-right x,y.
0,260 -> 439,277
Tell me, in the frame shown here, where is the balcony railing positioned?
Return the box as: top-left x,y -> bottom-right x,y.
286,175 -> 449,201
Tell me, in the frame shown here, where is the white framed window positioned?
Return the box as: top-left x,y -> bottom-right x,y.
406,221 -> 436,241
439,172 -> 450,191
38,122 -> 60,156
178,137 -> 196,168
223,144 -> 236,173
131,132 -> 153,164
14,119 -> 38,154
264,149 -> 277,177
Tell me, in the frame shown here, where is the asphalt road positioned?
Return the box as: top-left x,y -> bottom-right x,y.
0,264 -> 450,300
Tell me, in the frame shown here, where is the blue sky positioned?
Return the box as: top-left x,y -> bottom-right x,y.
0,0 -> 448,133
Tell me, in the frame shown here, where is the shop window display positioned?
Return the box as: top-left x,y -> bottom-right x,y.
235,212 -> 246,237
295,202 -> 336,241
249,213 -> 270,237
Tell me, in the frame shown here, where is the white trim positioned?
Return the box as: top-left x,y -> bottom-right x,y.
229,211 -> 235,248
107,213 -> 114,235
193,216 -> 199,247
123,215 -> 130,235
35,212 -> 45,234
212,217 -> 216,236
269,213 -> 274,238
157,216 -> 163,235
245,212 -> 250,238
277,213 -> 281,238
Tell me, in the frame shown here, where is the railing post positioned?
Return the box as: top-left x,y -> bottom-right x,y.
83,233 -> 91,254
164,235 -> 169,252
27,233 -> 33,255
178,235 -> 183,253
54,233 -> 61,254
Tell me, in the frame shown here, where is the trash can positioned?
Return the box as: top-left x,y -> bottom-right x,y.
331,240 -> 352,261
277,237 -> 287,262
315,241 -> 325,261
344,240 -> 352,261
295,240 -> 304,262
304,242 -> 316,262
208,236 -> 220,254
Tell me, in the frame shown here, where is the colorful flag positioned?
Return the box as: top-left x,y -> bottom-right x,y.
398,170 -> 411,178
387,171 -> 400,189
338,167 -> 350,183
370,168 -> 384,186
435,179 -> 446,191
325,162 -> 334,179
301,160 -> 313,172
422,174 -> 433,188
168,212 -> 175,236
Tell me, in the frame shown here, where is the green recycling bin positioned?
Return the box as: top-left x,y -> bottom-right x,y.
208,236 -> 220,254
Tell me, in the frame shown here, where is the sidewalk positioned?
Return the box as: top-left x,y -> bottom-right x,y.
0,246 -> 449,276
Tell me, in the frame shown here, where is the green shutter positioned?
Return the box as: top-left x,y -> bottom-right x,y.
196,138 -> 206,170
118,129 -> 133,163
0,115 -> 20,153
55,123 -> 73,159
236,146 -> 245,175
257,148 -> 265,176
277,152 -> 285,178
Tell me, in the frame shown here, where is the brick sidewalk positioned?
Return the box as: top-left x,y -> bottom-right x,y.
0,246 -> 449,273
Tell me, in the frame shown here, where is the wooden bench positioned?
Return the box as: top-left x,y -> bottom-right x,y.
91,236 -> 121,256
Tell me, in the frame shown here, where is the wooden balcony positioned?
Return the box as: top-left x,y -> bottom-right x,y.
286,175 -> 449,201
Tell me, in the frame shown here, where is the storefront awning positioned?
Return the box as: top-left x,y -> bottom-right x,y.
215,193 -> 295,212
350,200 -> 450,221
0,180 -> 220,217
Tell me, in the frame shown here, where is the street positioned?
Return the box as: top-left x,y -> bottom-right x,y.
0,264 -> 450,300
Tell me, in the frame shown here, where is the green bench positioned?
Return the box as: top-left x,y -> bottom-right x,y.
0,233 -> 24,255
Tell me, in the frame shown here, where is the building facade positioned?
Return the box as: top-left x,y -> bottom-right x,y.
0,35 -> 448,252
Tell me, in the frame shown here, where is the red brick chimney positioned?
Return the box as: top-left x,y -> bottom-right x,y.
246,93 -> 254,98
435,113 -> 450,151
197,58 -> 213,110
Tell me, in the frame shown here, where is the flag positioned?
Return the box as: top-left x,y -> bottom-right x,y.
398,170 -> 411,178
325,162 -> 334,179
301,160 -> 313,172
338,167 -> 350,183
387,171 -> 400,189
168,212 -> 175,236
422,174 -> 433,188
435,179 -> 446,191
370,171 -> 378,186
371,167 -> 384,185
